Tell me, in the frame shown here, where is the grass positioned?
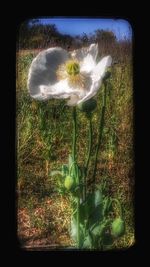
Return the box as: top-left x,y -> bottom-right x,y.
16,48 -> 134,249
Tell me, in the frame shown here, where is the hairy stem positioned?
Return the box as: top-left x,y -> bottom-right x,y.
72,107 -> 77,162
72,107 -> 80,247
76,166 -> 80,248
92,82 -> 107,186
45,159 -> 49,177
112,198 -> 123,218
83,114 -> 92,200
86,114 -> 92,172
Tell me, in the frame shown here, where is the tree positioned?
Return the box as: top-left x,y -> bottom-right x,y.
95,30 -> 116,43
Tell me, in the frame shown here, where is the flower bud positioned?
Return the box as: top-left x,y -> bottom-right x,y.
64,176 -> 75,190
111,217 -> 125,238
103,67 -> 111,81
78,98 -> 97,113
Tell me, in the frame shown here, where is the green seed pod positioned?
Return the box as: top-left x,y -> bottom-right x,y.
64,176 -> 74,190
111,217 -> 125,238
103,67 -> 111,81
78,98 -> 97,113
103,70 -> 111,80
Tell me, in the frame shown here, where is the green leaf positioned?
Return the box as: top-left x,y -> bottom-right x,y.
79,223 -> 86,247
88,222 -> 108,249
102,233 -> 114,248
61,164 -> 69,177
72,201 -> 88,225
86,192 -> 95,211
81,202 -> 89,222
94,190 -> 103,208
57,187 -> 66,196
78,165 -> 83,179
70,217 -> 77,241
88,205 -> 103,228
102,197 -> 112,217
90,224 -> 100,236
70,216 -> 84,244
81,192 -> 103,227
80,201 -> 89,223
68,154 -> 73,169
83,232 -> 93,249
68,154 -> 77,178
91,222 -> 106,238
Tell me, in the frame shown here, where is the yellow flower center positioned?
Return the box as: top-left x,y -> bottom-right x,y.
66,60 -> 80,76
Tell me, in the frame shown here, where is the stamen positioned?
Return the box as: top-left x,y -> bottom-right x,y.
68,73 -> 86,88
56,64 -> 67,80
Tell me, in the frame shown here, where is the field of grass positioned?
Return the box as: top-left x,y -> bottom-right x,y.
16,48 -> 134,250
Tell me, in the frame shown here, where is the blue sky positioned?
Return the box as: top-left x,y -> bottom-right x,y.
31,18 -> 132,41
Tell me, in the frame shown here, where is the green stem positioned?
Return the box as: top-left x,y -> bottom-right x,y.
76,166 -> 80,248
92,82 -> 107,186
83,114 -> 92,201
86,114 -> 92,172
112,198 -> 123,218
72,107 -> 80,248
72,107 -> 77,162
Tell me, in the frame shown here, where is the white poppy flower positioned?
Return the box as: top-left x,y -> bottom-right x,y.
27,44 -> 112,106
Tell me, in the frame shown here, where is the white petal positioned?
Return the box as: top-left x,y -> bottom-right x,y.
33,79 -> 85,101
67,95 -> 79,106
77,55 -> 112,104
71,46 -> 89,60
91,55 -> 112,82
71,43 -> 98,62
76,80 -> 102,104
88,43 -> 98,61
28,47 -> 69,98
79,44 -> 98,74
80,54 -> 96,73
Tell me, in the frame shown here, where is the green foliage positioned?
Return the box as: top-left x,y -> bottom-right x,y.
70,183 -> 124,249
